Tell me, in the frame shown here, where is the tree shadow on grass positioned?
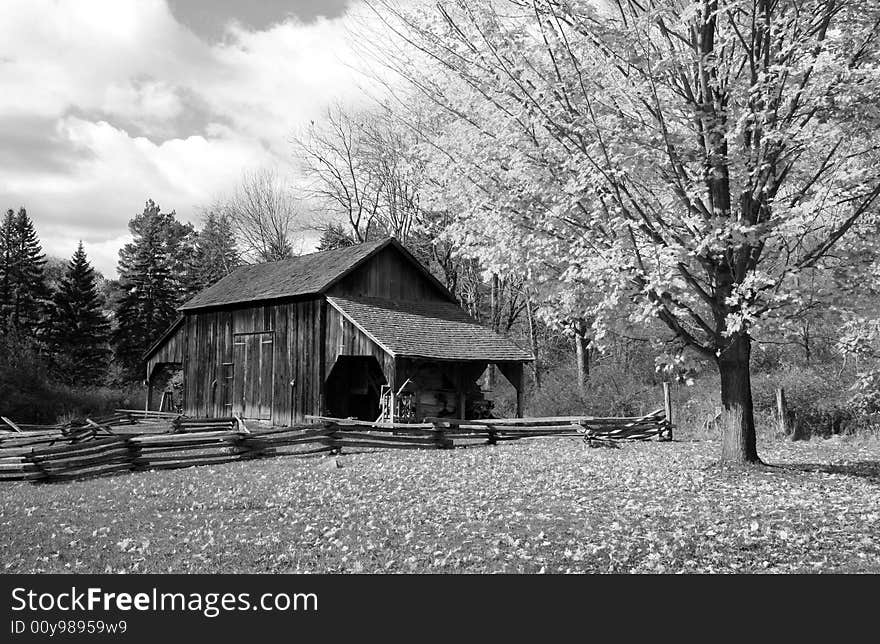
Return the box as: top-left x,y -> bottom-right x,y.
775,461 -> 880,484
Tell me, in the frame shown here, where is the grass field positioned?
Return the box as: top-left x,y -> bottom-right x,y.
1,434 -> 878,573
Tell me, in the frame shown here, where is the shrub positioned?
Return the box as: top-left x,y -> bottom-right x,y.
487,360 -> 663,419
0,334 -> 144,424
751,366 -> 872,438
667,375 -> 723,440
48,383 -> 145,425
0,335 -> 55,423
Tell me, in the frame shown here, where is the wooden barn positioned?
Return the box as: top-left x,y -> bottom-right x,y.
143,238 -> 533,425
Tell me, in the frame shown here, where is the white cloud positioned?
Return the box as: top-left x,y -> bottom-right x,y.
10,116 -> 275,276
0,0 -> 383,277
0,0 -> 204,121
204,15 -> 376,148
101,80 -> 185,127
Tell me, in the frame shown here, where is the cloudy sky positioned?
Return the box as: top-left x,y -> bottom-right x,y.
0,0 -> 382,277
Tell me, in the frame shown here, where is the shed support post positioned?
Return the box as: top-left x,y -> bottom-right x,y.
317,300 -> 327,424
458,366 -> 467,420
496,362 -> 525,418
515,372 -> 524,418
509,362 -> 525,418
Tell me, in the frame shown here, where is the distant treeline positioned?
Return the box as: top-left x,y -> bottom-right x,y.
0,201 -> 239,391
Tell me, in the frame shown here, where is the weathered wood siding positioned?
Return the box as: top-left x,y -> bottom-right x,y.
323,244 -> 451,391
327,246 -> 452,302
146,325 -> 184,380
324,304 -> 394,385
182,298 -> 324,424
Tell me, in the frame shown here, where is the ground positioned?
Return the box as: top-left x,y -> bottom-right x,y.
0,435 -> 878,573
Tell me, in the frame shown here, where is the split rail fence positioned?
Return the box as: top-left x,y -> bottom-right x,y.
0,405 -> 672,484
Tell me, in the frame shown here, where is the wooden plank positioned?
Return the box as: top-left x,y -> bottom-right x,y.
176,417 -> 238,425
332,439 -> 441,450
0,462 -> 40,472
424,410 -> 665,427
115,409 -> 176,418
271,304 -> 287,425
272,445 -> 335,456
0,437 -> 71,450
134,455 -> 243,467
0,472 -> 46,481
251,436 -> 331,448
305,415 -> 436,430
85,419 -> 117,436
136,442 -> 241,456
259,332 -> 274,421
317,299 -> 327,420
249,427 -> 336,440
45,463 -> 135,481
249,423 -> 325,435
30,437 -> 126,457
135,451 -> 240,464
0,427 -> 63,436
331,432 -> 442,445
1,417 -> 23,432
33,451 -> 133,473
0,454 -> 31,463
128,431 -> 242,445
232,335 -> 246,418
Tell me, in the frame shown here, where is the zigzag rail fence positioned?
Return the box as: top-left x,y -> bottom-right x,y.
0,405 -> 673,484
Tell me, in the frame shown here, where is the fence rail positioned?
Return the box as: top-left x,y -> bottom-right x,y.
0,406 -> 672,483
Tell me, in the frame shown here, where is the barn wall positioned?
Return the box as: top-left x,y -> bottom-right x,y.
146,324 -> 184,380
324,305 -> 394,385
182,298 -> 324,424
327,246 -> 451,302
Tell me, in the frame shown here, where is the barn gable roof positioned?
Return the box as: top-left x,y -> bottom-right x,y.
327,296 -> 533,362
179,237 -> 454,311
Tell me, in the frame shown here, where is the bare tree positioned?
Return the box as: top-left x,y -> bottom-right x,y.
293,104 -> 423,243
294,106 -> 383,242
226,168 -> 299,263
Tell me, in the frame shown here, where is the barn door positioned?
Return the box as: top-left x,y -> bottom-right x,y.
232,332 -> 274,421
220,363 -> 234,416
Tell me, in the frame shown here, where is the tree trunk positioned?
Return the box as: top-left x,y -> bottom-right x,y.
487,274 -> 499,390
526,295 -> 541,389
801,322 -> 811,365
574,318 -> 589,397
717,333 -> 762,464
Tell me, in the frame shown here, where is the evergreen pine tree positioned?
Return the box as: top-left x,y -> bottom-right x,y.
317,223 -> 356,251
113,200 -> 190,381
45,242 -> 111,385
0,210 -> 14,333
168,213 -> 200,302
193,211 -> 240,291
0,208 -> 47,337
